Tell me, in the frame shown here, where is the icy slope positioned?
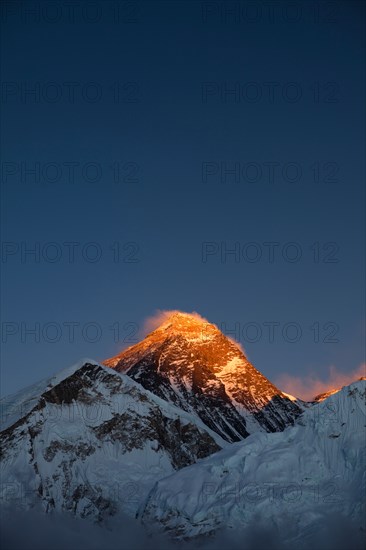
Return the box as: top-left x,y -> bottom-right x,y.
0,359 -> 97,430
140,379 -> 366,542
0,361 -> 226,520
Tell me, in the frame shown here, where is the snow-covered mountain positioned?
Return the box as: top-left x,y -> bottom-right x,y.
1,312 -> 364,547
0,361 -> 226,519
140,379 -> 366,545
1,312 -> 303,525
104,312 -> 301,440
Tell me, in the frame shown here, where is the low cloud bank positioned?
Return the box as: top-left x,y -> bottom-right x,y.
1,506 -> 364,550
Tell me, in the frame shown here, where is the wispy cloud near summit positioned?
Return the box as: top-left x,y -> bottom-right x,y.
142,310 -> 210,335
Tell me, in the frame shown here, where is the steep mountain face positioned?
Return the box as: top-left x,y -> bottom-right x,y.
140,379 -> 366,544
105,312 -> 301,441
1,326 -> 364,546
0,361 -> 225,520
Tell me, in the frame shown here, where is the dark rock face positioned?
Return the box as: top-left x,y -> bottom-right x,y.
41,363 -> 121,405
105,313 -> 301,439
125,356 -> 249,442
94,409 -> 220,469
253,395 -> 301,432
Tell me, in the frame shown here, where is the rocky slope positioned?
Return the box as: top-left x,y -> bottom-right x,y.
0,361 -> 226,520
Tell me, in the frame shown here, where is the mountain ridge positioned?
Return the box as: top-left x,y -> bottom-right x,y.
0,360 -> 227,519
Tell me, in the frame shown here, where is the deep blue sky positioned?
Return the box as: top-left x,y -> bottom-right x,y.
1,0 -> 365,397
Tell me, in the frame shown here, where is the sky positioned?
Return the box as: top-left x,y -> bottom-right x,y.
1,0 -> 365,398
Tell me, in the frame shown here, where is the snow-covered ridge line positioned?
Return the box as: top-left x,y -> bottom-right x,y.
312,377 -> 366,402
1,360 -> 228,449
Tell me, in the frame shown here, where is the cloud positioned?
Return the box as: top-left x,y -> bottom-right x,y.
274,364 -> 366,401
1,505 -> 364,550
142,310 -> 210,336
0,508 -> 173,550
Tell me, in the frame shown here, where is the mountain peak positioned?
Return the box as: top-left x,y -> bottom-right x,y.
151,311 -> 216,337
160,311 -> 204,326
169,311 -> 200,322
103,311 -> 302,440
138,311 -> 221,345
